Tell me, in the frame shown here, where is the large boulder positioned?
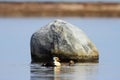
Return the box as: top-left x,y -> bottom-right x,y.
30,19 -> 99,63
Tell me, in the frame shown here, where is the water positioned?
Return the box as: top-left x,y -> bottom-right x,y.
0,17 -> 120,80
1,0 -> 120,2
31,63 -> 98,80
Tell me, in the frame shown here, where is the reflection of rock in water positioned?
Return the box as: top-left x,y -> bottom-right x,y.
31,63 -> 98,80
73,63 -> 98,80
31,63 -> 54,80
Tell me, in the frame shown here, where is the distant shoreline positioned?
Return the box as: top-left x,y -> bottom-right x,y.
0,2 -> 120,17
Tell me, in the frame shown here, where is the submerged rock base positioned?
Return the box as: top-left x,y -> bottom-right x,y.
31,19 -> 99,63
31,53 -> 99,63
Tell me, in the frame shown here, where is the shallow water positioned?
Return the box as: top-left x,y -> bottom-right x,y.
0,17 -> 120,80
31,63 -> 98,80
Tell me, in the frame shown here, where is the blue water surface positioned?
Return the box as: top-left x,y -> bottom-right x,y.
0,17 -> 120,80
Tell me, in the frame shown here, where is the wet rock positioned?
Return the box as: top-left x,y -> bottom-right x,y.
30,19 -> 99,63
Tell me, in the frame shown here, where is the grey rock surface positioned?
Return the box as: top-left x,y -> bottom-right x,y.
30,19 -> 99,62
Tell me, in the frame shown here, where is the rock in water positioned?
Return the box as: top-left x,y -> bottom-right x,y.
30,19 -> 99,63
